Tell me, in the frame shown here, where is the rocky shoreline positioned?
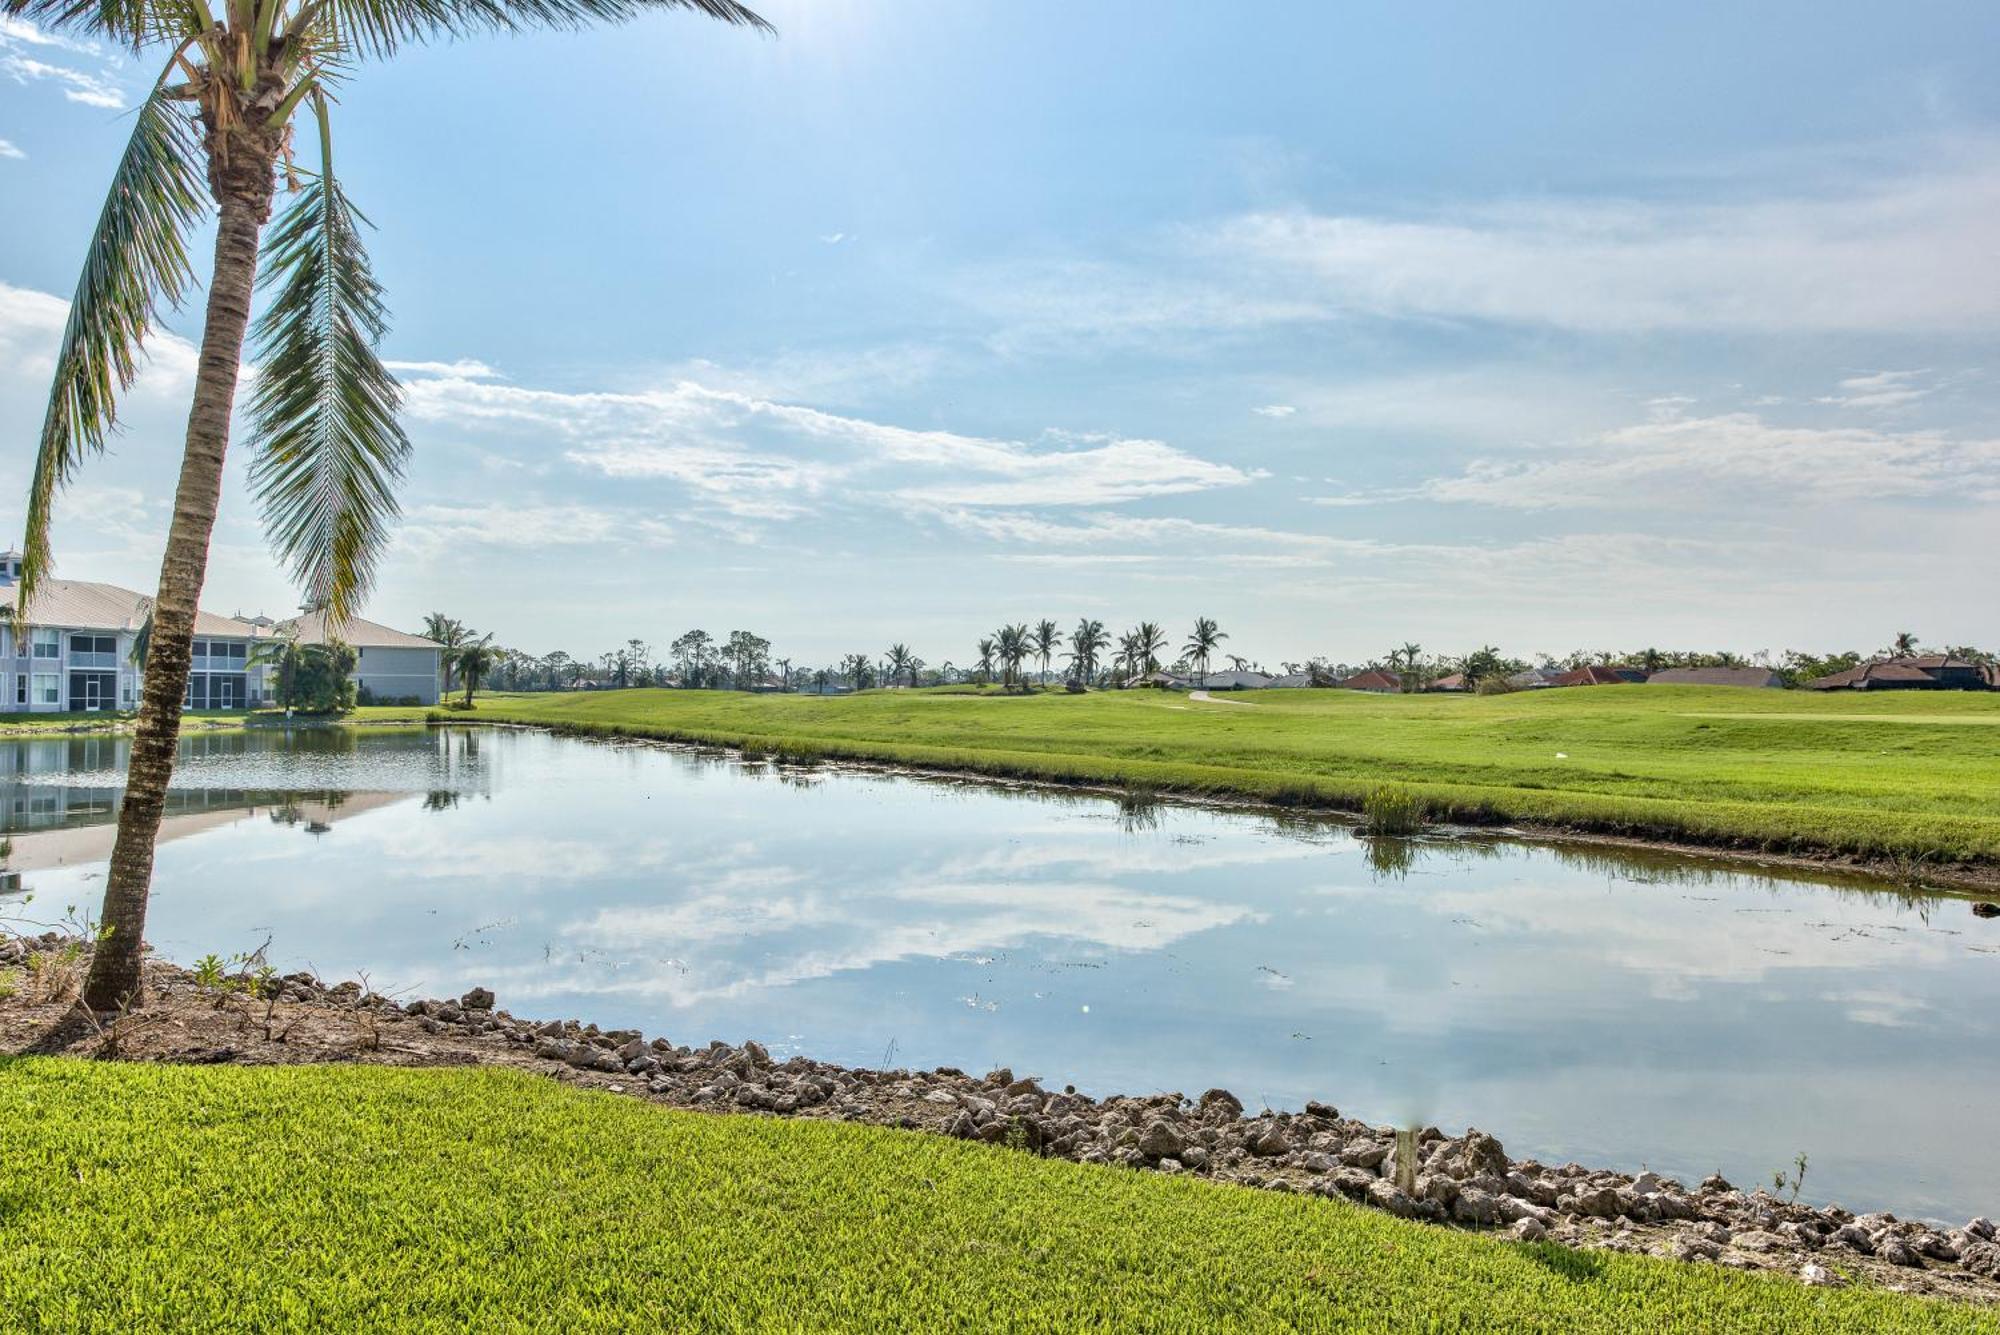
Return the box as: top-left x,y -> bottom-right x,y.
5,933 -> 1997,1306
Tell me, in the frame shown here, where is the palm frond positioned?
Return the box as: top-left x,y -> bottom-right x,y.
247,99 -> 409,630
3,0 -> 205,51
17,83 -> 206,617
319,0 -> 768,59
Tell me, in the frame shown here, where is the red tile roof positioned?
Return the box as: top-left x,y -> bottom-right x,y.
1339,669 -> 1403,692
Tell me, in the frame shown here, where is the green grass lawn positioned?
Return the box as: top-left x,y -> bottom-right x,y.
0,1060 -> 1986,1332
446,685 -> 2000,866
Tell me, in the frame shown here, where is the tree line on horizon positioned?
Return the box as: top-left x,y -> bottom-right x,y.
420,615 -> 1993,697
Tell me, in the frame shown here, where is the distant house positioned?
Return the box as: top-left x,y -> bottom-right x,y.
1550,665 -> 1648,688
0,549 -> 441,710
280,610 -> 442,705
1197,668 -> 1272,691
1505,667 -> 1565,690
1807,655 -> 1994,692
1338,669 -> 1403,693
0,560 -> 268,713
1265,672 -> 1315,689
1427,672 -> 1469,692
1646,666 -> 1783,689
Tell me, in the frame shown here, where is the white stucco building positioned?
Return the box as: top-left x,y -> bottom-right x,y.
0,549 -> 441,712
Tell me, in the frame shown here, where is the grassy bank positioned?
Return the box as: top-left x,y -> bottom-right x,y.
0,703 -> 436,738
442,686 -> 2000,867
0,1060 -> 1985,1332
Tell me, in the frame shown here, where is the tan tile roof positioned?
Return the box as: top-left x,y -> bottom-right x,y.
279,609 -> 440,651
0,579 -> 259,637
1645,666 -> 1783,688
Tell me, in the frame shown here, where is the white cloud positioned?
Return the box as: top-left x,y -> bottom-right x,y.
0,280 -> 199,403
1814,369 -> 1935,410
400,367 -> 1256,522
967,147 -> 2000,341
395,502 -> 677,557
1370,412 -> 2000,511
927,508 -> 1384,567
1,52 -> 125,108
0,137 -> 23,160
1251,404 -> 1296,418
385,358 -> 502,380
1,15 -> 125,110
553,877 -> 1257,1005
962,256 -> 1331,354
0,14 -> 99,53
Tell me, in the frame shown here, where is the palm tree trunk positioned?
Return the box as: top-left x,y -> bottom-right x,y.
82,176 -> 274,1013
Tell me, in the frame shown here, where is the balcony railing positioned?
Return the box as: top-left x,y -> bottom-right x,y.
67,652 -> 119,669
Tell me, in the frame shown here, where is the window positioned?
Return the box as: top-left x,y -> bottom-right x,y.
12,675 -> 22,705
122,679 -> 135,705
69,634 -> 113,655
32,673 -> 59,705
31,629 -> 58,658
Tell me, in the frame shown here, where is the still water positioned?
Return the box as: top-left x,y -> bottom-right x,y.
4,727 -> 1996,1222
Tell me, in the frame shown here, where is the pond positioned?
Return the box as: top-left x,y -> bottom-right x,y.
4,726 -> 1996,1223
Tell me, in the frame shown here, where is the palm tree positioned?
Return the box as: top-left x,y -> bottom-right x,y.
422,614 -> 474,695
1113,628 -> 1139,685
248,635 -> 351,711
1390,641 -> 1425,693
1892,631 -> 1920,657
975,637 -> 996,686
1183,616 -> 1225,686
774,657 -> 792,691
128,603 -> 155,673
1031,618 -> 1058,688
1133,621 -> 1167,676
1066,618 -> 1108,686
15,0 -> 771,1012
995,623 -> 1029,691
885,643 -> 916,688
457,641 -> 497,707
247,633 -> 303,709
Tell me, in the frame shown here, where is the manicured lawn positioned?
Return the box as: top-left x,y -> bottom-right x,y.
0,1061 -> 1986,1332
447,686 -> 2000,865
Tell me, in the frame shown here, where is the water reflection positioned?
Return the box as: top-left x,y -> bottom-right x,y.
0,727 -> 497,870
3,727 -> 1997,1223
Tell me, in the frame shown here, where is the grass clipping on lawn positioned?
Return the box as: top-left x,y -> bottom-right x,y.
0,1061 -> 1989,1331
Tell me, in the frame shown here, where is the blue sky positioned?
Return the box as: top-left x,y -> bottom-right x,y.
3,0 -> 1997,667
